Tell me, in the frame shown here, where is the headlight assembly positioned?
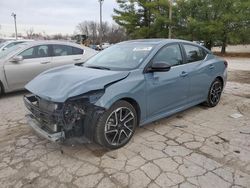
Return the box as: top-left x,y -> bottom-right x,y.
63,89 -> 105,127
84,89 -> 105,103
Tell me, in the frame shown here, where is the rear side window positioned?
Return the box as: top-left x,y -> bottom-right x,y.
183,44 -> 207,63
52,45 -> 83,56
72,47 -> 83,55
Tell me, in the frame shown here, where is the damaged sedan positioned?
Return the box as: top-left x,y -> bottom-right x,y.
24,39 -> 227,149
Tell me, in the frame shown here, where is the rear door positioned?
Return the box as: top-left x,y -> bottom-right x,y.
4,45 -> 52,90
181,43 -> 212,102
51,44 -> 84,68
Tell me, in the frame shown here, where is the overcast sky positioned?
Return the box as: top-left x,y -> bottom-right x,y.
0,0 -> 118,37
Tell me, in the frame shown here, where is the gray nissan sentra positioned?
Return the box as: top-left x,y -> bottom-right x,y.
24,39 -> 227,149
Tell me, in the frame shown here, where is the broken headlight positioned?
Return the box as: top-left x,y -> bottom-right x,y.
63,90 -> 105,127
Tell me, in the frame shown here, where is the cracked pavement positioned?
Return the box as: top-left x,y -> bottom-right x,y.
0,58 -> 249,188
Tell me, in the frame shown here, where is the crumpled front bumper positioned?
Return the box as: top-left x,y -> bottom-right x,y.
26,114 -> 65,142
24,94 -> 106,143
24,95 -> 65,142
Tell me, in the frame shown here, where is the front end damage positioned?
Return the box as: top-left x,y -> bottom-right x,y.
24,90 -> 105,143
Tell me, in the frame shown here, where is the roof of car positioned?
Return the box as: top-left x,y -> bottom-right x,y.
19,40 -> 84,48
4,39 -> 33,43
120,38 -> 211,52
122,38 -> 197,44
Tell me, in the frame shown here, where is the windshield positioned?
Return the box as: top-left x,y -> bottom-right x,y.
84,43 -> 155,70
0,44 -> 22,59
0,42 -> 7,48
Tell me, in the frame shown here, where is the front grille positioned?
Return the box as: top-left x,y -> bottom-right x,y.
24,95 -> 63,133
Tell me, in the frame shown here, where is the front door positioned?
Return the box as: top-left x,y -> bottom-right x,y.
4,45 -> 52,91
145,44 -> 189,118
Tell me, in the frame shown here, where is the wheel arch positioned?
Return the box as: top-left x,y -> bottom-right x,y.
118,97 -> 141,126
215,76 -> 224,88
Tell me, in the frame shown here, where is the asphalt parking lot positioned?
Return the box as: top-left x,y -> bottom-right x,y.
0,58 -> 249,188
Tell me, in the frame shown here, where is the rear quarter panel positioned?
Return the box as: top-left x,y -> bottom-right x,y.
196,54 -> 227,100
207,55 -> 227,87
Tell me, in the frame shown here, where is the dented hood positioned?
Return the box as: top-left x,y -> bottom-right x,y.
25,65 -> 129,102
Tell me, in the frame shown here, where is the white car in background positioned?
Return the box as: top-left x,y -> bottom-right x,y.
0,40 -> 33,52
0,40 -> 97,94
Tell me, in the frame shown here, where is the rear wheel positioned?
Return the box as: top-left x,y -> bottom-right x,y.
205,78 -> 223,107
95,100 -> 137,149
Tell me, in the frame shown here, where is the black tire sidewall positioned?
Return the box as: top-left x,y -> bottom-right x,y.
207,79 -> 222,107
0,81 -> 3,95
95,100 -> 137,149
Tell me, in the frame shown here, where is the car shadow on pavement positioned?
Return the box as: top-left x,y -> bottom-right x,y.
1,90 -> 29,99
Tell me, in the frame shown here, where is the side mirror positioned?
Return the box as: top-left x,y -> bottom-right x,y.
10,56 -> 23,63
148,61 -> 171,72
2,47 -> 7,51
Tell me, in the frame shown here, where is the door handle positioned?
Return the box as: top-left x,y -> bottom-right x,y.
209,65 -> 215,69
180,71 -> 188,77
40,61 -> 50,64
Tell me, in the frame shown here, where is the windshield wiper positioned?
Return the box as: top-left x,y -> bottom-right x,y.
75,62 -> 84,66
86,65 -> 110,70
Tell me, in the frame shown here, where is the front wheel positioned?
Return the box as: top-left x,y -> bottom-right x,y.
205,78 -> 223,107
95,100 -> 137,149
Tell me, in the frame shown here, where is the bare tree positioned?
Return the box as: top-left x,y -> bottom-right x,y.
76,21 -> 99,44
102,22 -> 110,42
108,24 -> 127,43
26,28 -> 34,39
76,21 -> 90,36
89,21 -> 98,44
75,21 -> 126,44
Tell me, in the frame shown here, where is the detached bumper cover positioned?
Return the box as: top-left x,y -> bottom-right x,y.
26,114 -> 65,142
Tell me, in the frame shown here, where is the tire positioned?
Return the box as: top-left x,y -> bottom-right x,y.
0,82 -> 3,96
95,100 -> 137,149
205,78 -> 223,107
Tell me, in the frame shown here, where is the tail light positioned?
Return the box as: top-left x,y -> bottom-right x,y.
224,61 -> 228,68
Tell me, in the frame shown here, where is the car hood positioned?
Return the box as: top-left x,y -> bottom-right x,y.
25,65 -> 129,102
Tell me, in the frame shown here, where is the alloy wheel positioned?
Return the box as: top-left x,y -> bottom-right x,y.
209,81 -> 222,105
104,107 -> 135,146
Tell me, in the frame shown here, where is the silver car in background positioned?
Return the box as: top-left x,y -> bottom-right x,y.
0,41 -> 97,94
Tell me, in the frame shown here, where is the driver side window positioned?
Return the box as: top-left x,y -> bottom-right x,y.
19,45 -> 49,59
153,44 -> 183,66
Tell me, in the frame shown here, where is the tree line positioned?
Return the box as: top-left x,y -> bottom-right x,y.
75,21 -> 127,44
113,0 -> 250,53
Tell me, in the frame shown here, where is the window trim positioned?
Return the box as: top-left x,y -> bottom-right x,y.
144,42 -> 184,73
